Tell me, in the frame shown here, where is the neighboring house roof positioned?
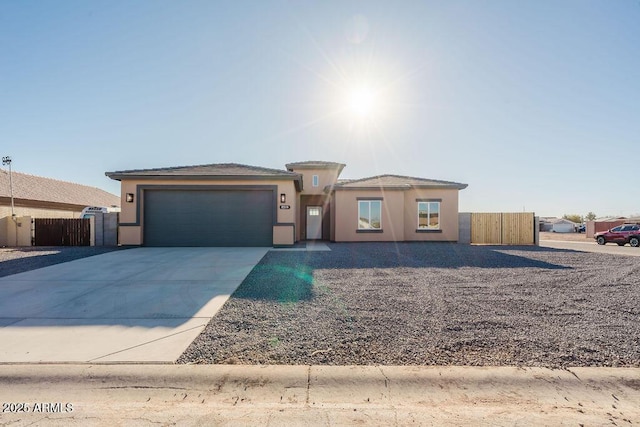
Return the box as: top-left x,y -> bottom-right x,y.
0,169 -> 120,208
594,216 -> 628,222
539,217 -> 558,222
106,163 -> 303,190
285,161 -> 346,171
552,219 -> 577,225
332,174 -> 468,190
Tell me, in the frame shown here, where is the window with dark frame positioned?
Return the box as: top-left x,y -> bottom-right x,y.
358,200 -> 382,230
418,201 -> 440,229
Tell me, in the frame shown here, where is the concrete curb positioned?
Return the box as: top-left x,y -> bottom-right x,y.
1,365 -> 639,425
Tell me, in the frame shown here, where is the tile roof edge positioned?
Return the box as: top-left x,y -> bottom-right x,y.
106,162 -> 298,176
333,174 -> 467,188
3,169 -> 118,195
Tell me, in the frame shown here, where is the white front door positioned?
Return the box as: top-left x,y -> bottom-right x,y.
306,206 -> 323,240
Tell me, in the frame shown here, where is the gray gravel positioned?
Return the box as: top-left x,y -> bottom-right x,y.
179,242 -> 640,368
0,247 -> 125,278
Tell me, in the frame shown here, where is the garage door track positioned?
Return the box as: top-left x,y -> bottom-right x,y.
0,247 -> 268,363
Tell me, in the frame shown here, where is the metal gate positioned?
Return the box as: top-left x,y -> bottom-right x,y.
34,218 -> 91,246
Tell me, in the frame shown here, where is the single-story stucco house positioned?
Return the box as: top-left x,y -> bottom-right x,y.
1,169 -> 120,219
105,161 -> 467,247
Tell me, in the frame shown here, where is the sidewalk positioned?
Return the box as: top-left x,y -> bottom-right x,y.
1,364 -> 638,426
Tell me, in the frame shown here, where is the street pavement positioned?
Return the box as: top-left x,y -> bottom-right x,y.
539,239 -> 640,256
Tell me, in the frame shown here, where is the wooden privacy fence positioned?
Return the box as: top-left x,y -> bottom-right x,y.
34,218 -> 91,246
471,213 -> 535,245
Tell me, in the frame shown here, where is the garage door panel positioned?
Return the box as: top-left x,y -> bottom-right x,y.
144,190 -> 273,247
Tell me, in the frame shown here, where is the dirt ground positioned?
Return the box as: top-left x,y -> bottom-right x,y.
539,231 -> 592,241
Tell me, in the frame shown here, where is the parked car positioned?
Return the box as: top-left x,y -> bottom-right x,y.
594,223 -> 640,247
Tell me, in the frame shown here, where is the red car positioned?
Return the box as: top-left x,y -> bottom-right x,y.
594,223 -> 640,247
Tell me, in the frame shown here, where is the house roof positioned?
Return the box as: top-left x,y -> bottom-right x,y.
594,216 -> 628,222
332,174 -> 468,190
0,169 -> 120,208
106,163 -> 299,179
106,163 -> 303,190
285,161 -> 346,172
552,218 -> 577,225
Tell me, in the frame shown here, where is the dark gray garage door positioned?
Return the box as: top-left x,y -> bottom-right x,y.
143,189 -> 274,247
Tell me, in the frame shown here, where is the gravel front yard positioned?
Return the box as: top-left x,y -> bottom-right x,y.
179,243 -> 640,368
0,247 -> 124,278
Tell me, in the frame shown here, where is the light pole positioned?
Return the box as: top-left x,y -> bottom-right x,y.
2,156 -> 15,218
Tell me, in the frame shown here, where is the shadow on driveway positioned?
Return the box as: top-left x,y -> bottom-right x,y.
0,247 -> 127,278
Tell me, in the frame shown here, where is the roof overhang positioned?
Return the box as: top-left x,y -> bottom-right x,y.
332,184 -> 468,191
105,172 -> 303,192
285,162 -> 346,175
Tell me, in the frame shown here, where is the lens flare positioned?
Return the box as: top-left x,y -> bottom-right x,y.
348,87 -> 376,118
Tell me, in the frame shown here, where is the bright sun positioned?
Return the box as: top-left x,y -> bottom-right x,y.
347,87 -> 376,118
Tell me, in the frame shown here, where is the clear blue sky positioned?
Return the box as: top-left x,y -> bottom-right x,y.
1,1 -> 638,218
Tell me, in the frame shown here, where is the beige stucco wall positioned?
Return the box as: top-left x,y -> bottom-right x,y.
119,225 -> 142,246
333,188 -> 460,242
117,178 -> 298,246
403,188 -> 460,242
0,216 -> 32,247
333,190 -> 406,242
0,205 -> 78,219
273,225 -> 295,246
293,169 -> 341,195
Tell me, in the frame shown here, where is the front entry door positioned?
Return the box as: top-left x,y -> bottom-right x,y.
306,206 -> 323,240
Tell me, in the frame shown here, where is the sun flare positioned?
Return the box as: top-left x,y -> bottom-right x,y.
347,87 -> 376,118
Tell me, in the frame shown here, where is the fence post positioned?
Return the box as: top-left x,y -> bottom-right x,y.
458,213 -> 471,244
89,216 -> 95,246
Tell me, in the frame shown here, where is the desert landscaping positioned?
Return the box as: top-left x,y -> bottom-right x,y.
180,242 -> 640,368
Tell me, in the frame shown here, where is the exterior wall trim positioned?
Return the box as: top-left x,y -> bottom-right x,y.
336,187 -> 406,191
109,175 -> 302,191
416,198 -> 442,202
356,197 -> 384,200
1,197 -> 86,212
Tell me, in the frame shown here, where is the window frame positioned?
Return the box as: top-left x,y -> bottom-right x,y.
357,199 -> 382,231
312,175 -> 319,187
416,200 -> 441,232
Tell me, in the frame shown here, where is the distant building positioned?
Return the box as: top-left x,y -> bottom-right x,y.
586,216 -> 640,238
1,169 -> 119,219
551,218 -> 577,233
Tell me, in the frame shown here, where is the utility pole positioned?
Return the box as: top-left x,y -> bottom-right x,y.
2,156 -> 17,246
2,156 -> 15,217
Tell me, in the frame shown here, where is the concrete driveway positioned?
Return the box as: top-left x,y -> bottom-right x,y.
0,247 -> 268,363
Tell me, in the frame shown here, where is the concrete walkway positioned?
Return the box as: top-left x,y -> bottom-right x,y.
0,364 -> 638,425
0,248 -> 268,363
271,241 -> 331,252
